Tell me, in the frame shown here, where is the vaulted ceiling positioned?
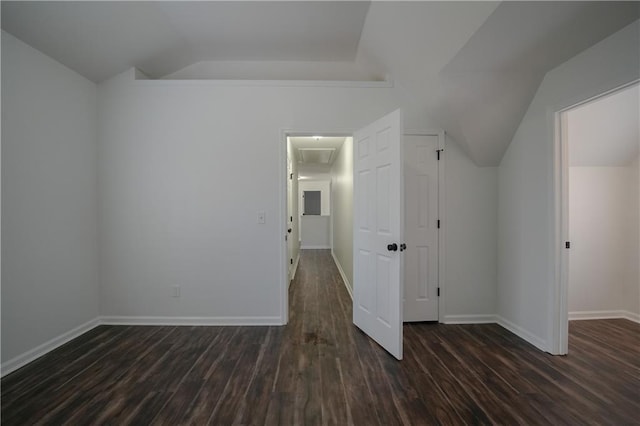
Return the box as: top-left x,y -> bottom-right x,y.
2,1 -> 638,166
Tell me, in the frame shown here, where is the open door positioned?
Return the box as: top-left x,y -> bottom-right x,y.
353,109 -> 404,360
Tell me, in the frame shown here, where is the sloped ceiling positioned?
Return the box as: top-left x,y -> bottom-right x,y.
2,1 -> 638,166
357,1 -> 639,166
1,1 -> 370,81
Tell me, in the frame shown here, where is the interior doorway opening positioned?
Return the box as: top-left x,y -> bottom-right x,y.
282,130 -> 446,324
284,134 -> 351,296
554,81 -> 640,354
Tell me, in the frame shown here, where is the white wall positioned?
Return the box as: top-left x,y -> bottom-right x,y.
327,133 -> 498,317
331,137 -> 354,290
299,180 -> 331,216
1,33 -> 99,365
569,165 -> 639,316
497,21 -> 640,351
443,138 -> 498,320
300,216 -> 331,249
98,69 -> 409,321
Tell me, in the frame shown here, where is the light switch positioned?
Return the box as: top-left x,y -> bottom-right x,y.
257,210 -> 266,224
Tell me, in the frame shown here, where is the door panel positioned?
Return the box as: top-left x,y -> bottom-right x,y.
404,135 -> 439,322
287,155 -> 294,280
353,109 -> 403,360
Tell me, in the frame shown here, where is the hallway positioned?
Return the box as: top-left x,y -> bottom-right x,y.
1,250 -> 638,424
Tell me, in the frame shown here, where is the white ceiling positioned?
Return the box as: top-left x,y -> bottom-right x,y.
290,136 -> 346,162
290,136 -> 346,176
568,84 -> 639,167
358,1 -> 639,166
1,1 -> 370,82
2,1 -> 638,166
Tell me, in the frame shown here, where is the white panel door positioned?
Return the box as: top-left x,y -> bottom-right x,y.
404,135 -> 439,321
287,155 -> 294,281
353,109 -> 404,360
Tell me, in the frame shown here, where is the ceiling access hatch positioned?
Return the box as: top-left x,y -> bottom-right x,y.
298,148 -> 336,164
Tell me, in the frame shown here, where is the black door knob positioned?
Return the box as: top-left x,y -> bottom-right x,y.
387,243 -> 398,252
287,228 -> 292,233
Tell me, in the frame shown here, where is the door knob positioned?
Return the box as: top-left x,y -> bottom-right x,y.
400,243 -> 407,252
387,243 -> 398,252
287,228 -> 292,233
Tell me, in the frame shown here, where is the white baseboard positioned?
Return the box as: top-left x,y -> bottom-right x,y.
100,316 -> 282,326
331,250 -> 353,300
300,245 -> 331,249
496,316 -> 548,352
1,317 -> 101,377
1,314 -> 284,377
441,314 -> 496,324
569,310 -> 640,323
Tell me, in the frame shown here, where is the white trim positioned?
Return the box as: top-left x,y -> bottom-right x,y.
1,317 -> 101,377
100,316 -> 282,326
300,245 -> 331,249
280,129 -> 289,326
569,310 -> 640,323
441,314 -> 496,324
332,250 -> 353,300
496,316 -> 548,352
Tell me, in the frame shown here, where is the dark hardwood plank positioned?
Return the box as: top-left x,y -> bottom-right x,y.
2,249 -> 639,425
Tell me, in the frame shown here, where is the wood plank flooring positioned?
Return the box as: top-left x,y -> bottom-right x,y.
2,249 -> 639,425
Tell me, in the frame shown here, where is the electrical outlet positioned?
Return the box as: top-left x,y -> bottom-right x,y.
171,285 -> 180,297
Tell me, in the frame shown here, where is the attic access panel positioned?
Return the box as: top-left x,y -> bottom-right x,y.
298,148 -> 336,164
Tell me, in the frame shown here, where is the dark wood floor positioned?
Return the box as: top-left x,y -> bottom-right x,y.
2,250 -> 639,425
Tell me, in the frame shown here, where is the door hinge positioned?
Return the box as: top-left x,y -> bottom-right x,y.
290,258 -> 293,265
436,149 -> 443,160
437,287 -> 440,297
565,241 -> 571,249
437,219 -> 441,229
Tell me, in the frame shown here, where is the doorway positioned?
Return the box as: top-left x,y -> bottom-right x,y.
553,81 -> 640,354
281,130 -> 445,325
284,134 -> 349,291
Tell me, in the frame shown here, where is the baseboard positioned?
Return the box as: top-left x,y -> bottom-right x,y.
623,311 -> 640,323
331,250 -> 353,300
569,310 -> 640,323
300,245 -> 331,249
1,317 -> 101,377
100,316 -> 282,326
441,314 -> 496,324
496,316 -> 548,352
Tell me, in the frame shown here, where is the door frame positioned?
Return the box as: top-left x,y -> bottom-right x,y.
279,127 -> 447,325
405,129 -> 446,322
279,128 -> 354,324
551,79 -> 639,354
